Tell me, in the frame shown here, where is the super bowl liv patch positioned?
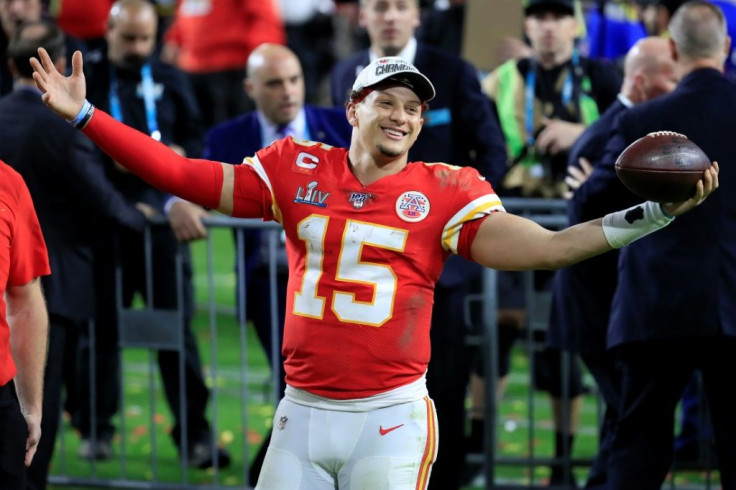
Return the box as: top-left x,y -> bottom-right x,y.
295,181 -> 330,207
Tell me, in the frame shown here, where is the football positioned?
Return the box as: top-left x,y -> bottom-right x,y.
614,131 -> 711,202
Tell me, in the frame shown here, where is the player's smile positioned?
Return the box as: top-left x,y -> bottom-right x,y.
381,126 -> 407,140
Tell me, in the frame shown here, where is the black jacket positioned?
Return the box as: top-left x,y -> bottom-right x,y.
581,69 -> 736,347
0,87 -> 145,319
85,53 -> 205,211
548,98 -> 635,352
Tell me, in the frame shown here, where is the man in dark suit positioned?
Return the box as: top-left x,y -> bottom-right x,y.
204,43 -> 352,485
0,20 -> 151,489
329,1 -> 508,488
78,0 -> 228,468
549,35 -> 677,489
578,2 -> 736,488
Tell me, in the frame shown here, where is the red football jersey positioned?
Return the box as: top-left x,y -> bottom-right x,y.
232,138 -> 504,399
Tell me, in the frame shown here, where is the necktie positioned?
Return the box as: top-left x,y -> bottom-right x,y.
277,124 -> 293,139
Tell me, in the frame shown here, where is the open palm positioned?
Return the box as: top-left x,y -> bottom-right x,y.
30,48 -> 87,120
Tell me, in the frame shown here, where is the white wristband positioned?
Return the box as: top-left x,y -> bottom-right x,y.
602,201 -> 674,249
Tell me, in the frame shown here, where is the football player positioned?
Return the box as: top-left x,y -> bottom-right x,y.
30,48 -> 717,489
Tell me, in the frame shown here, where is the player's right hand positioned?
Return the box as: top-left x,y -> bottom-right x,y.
30,48 -> 87,121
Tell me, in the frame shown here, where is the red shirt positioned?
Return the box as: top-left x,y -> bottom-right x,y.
231,138 -> 504,399
54,0 -> 114,40
164,0 -> 286,73
0,160 -> 50,386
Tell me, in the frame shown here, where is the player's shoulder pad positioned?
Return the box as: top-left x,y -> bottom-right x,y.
420,161 -> 487,183
252,136 -> 341,172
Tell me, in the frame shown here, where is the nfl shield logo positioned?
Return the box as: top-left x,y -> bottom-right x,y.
348,192 -> 372,209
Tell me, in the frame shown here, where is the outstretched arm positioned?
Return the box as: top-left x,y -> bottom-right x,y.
471,164 -> 719,270
30,49 -> 236,215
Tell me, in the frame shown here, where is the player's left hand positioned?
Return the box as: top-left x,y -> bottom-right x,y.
661,162 -> 719,217
168,200 -> 209,242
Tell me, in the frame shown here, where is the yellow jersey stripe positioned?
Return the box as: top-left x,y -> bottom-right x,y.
442,195 -> 505,253
416,396 -> 438,489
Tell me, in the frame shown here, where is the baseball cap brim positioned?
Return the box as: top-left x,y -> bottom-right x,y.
525,0 -> 574,16
352,57 -> 436,102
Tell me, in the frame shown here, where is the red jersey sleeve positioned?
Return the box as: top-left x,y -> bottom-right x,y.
230,138 -> 298,220
231,160 -> 276,220
438,165 -> 504,258
6,167 -> 50,286
231,137 -> 333,222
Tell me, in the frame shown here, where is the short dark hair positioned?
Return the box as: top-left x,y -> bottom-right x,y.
635,0 -> 686,16
525,0 -> 575,17
7,20 -> 65,79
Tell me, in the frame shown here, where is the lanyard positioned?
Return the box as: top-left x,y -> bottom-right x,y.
109,63 -> 161,141
524,51 -> 579,148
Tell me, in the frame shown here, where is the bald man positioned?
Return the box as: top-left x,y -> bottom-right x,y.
547,36 -> 677,488
577,3 -> 736,486
204,42 -> 352,485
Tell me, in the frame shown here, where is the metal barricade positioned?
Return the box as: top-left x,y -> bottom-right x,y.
468,198 -> 719,490
464,197 -> 571,489
46,203 -> 719,489
48,217 -> 282,489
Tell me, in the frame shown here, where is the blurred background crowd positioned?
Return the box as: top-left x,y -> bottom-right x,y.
1,1 -> 734,489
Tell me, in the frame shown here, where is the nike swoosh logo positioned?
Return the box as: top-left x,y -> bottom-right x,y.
379,424 -> 404,436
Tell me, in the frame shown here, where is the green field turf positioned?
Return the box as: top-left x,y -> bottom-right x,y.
46,227 -> 720,489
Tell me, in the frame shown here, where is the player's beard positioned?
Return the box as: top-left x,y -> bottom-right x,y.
376,143 -> 403,158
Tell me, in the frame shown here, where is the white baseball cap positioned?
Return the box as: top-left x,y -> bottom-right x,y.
352,57 -> 436,102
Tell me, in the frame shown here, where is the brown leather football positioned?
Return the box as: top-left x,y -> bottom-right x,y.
614,131 -> 711,202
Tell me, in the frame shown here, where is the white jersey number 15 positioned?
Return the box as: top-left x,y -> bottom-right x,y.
293,215 -> 408,327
